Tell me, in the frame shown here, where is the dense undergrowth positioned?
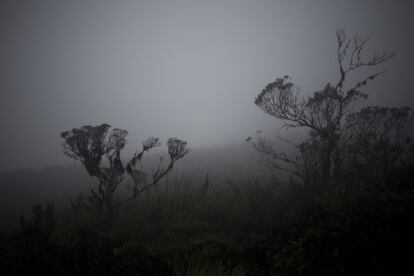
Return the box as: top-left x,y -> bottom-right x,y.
1,168 -> 413,275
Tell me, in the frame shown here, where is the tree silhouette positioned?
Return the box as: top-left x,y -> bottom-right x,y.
248,29 -> 409,185
345,106 -> 414,184
61,124 -> 190,225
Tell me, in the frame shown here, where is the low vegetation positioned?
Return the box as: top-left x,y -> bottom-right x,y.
1,169 -> 413,275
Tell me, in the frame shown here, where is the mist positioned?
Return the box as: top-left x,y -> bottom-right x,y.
0,0 -> 413,170
2,1 -> 414,274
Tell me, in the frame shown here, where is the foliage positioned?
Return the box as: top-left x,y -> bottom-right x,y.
61,124 -> 190,226
1,174 -> 414,275
248,30 -> 411,187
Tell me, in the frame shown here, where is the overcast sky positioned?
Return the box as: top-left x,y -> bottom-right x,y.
0,0 -> 413,170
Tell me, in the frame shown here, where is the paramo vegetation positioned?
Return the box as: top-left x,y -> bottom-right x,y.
1,30 -> 413,275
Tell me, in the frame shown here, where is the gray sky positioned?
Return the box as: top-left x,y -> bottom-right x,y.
0,0 -> 413,170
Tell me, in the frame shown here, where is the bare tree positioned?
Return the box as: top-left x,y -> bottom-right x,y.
249,29 -> 395,183
61,124 -> 190,225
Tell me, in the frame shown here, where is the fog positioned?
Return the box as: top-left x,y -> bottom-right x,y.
0,0 -> 413,170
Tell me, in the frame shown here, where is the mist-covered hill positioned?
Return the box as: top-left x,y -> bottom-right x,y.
0,143 -> 274,231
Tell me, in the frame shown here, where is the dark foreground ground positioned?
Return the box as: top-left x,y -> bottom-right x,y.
1,168 -> 413,275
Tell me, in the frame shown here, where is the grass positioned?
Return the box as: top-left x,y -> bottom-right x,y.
1,171 -> 414,275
